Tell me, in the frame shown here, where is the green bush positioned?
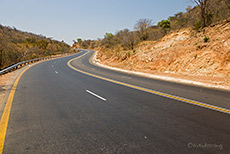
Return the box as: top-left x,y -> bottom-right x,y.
203,36 -> 210,42
194,54 -> 198,59
158,20 -> 171,30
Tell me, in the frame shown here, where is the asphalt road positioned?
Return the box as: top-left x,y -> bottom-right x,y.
2,50 -> 230,154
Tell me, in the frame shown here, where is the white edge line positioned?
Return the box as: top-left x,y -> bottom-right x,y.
86,90 -> 107,101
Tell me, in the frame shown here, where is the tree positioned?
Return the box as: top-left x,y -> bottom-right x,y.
117,29 -> 139,50
134,18 -> 153,41
76,38 -> 82,47
191,0 -> 208,28
77,38 -> 82,44
158,20 -> 171,34
102,33 -> 115,48
104,33 -> 114,39
81,40 -> 91,48
125,31 -> 138,50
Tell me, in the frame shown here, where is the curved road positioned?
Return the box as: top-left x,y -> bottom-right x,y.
2,50 -> 230,153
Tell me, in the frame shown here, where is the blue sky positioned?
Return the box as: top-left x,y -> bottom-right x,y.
0,0 -> 194,45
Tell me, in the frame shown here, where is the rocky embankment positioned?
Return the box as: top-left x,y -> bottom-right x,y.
96,20 -> 230,90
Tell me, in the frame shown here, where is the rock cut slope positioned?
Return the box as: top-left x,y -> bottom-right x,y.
97,20 -> 230,90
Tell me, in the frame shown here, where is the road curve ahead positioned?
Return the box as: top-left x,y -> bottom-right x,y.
1,50 -> 230,154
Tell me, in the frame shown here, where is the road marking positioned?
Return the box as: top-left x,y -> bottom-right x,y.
86,90 -> 107,101
0,66 -> 31,153
67,51 -> 230,115
55,71 -> 58,74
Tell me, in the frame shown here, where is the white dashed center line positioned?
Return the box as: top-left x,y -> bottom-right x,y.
86,90 -> 107,101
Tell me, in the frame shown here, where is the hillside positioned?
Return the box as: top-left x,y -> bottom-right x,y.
71,0 -> 230,89
96,19 -> 230,88
0,25 -> 71,69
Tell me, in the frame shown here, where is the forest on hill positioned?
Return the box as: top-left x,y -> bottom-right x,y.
0,25 -> 71,69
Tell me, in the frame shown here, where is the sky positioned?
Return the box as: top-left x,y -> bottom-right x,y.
0,0 -> 194,45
